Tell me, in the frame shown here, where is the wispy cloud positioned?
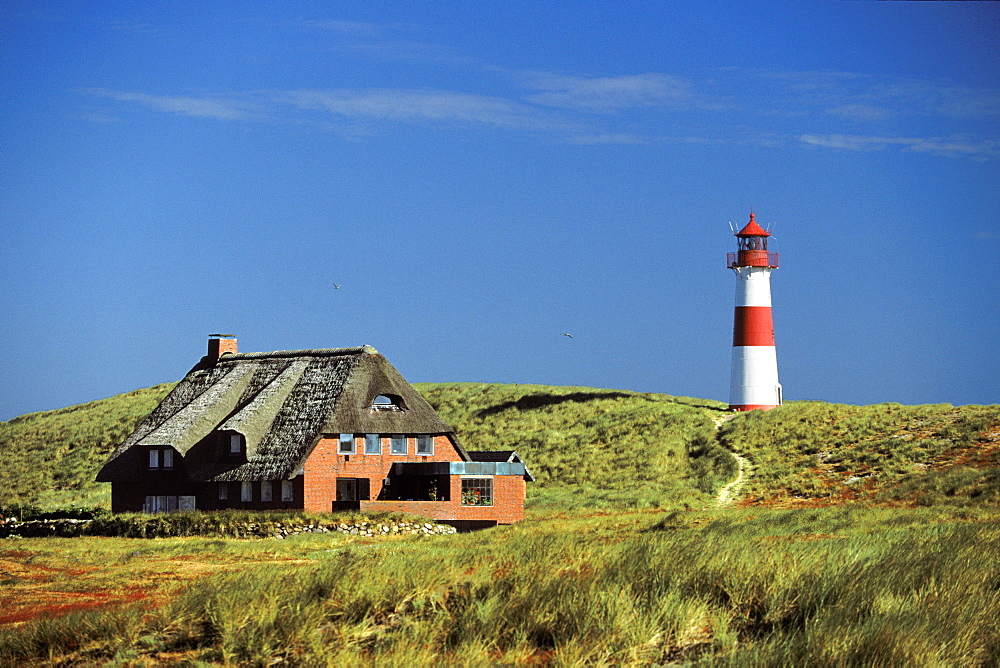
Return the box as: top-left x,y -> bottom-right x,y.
81,54 -> 999,157
280,88 -> 577,131
84,86 -> 581,133
301,19 -> 419,36
522,73 -> 703,112
88,89 -> 255,120
873,81 -> 1000,119
742,69 -> 1000,121
798,134 -> 1000,160
565,133 -> 651,145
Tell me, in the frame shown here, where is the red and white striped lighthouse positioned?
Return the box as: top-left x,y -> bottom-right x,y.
727,213 -> 782,411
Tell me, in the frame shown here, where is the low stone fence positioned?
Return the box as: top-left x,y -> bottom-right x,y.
0,519 -> 91,538
0,518 -> 457,539
270,520 -> 457,539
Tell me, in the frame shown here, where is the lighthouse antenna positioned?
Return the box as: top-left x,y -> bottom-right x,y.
728,220 -> 736,234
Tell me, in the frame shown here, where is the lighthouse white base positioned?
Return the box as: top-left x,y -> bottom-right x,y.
730,345 -> 782,410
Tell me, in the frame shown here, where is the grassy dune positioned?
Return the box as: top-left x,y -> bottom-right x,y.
720,400 -> 1000,507
415,383 -> 731,510
2,384 -> 1000,663
2,382 -> 999,513
1,382 -> 736,512
0,383 -> 175,510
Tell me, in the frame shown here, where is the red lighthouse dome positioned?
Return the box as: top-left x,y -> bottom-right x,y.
728,213 -> 779,269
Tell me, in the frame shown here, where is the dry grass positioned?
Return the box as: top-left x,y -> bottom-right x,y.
5,507 -> 1000,665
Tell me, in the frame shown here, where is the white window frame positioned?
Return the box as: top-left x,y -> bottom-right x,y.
162,448 -> 174,469
261,480 -> 273,502
230,434 -> 242,455
390,434 -> 407,455
460,477 -> 494,506
371,394 -> 405,412
364,433 -> 381,454
281,480 -> 293,502
218,483 -> 228,500
339,433 -> 355,454
148,449 -> 160,468
241,481 -> 252,502
416,434 -> 434,456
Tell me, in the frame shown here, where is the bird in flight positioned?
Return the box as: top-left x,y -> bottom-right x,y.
563,333 -> 573,338
333,283 -> 342,289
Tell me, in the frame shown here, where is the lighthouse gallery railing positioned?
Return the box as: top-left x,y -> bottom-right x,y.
727,251 -> 779,268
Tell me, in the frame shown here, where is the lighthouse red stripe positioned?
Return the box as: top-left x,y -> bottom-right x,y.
732,306 -> 775,347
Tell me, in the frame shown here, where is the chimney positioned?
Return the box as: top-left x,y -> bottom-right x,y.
207,334 -> 238,362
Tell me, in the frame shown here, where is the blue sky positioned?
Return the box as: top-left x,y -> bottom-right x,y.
2,1 -> 998,420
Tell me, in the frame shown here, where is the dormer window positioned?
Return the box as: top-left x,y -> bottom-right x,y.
147,447 -> 175,470
371,394 -> 405,412
228,434 -> 244,456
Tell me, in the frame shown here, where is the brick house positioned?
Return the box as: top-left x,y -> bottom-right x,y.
96,336 -> 532,529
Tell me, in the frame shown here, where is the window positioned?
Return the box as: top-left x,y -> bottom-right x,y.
339,433 -> 355,454
143,495 -> 195,513
218,483 -> 228,500
281,480 -> 293,502
261,481 -> 273,502
229,434 -> 243,455
336,478 -> 370,501
241,481 -> 252,502
147,448 -> 175,470
416,434 -> 433,456
364,433 -> 381,454
371,394 -> 405,412
461,478 -> 493,506
390,434 -> 407,455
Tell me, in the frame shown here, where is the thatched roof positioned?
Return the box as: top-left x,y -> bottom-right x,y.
96,346 -> 461,483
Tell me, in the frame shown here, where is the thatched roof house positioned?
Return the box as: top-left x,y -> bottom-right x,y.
97,336 -> 530,528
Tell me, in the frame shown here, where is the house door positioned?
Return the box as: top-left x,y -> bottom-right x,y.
336,478 -> 358,502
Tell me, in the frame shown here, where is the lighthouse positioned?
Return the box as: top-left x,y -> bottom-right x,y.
727,213 -> 782,411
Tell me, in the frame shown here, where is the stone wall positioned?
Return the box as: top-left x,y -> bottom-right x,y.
0,517 -> 457,539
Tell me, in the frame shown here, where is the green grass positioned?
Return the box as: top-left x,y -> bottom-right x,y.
4,506 -> 1000,665
2,380 -> 998,514
719,400 -> 1000,505
0,383 -> 175,509
416,382 -> 731,510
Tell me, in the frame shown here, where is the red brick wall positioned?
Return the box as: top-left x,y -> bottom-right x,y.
301,433 -> 526,523
112,432 -> 527,523
302,434 -> 460,513
447,474 -> 525,524
357,478 -> 523,524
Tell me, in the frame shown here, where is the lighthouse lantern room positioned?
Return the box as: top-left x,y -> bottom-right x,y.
727,213 -> 782,411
